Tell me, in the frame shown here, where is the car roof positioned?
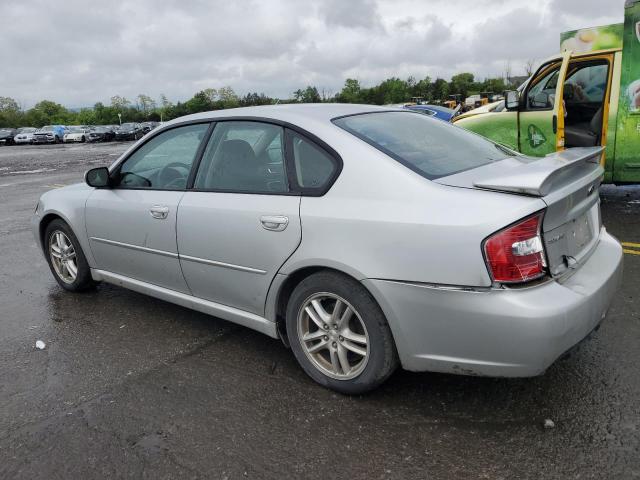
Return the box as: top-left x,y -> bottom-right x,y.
165,103 -> 403,130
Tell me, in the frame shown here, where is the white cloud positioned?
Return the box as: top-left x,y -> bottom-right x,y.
0,0 -> 623,107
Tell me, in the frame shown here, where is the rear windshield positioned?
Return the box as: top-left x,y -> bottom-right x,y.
332,111 -> 514,179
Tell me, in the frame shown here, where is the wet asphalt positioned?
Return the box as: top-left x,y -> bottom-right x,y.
0,142 -> 638,479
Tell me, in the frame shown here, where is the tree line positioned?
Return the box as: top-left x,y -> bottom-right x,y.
0,73 -> 514,128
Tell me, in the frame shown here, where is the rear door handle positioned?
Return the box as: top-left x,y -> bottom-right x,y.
149,205 -> 169,219
260,215 -> 289,232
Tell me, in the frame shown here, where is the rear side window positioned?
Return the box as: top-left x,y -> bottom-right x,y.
333,111 -> 513,179
289,133 -> 337,190
194,121 -> 288,193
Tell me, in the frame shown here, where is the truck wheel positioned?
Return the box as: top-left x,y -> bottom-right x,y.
286,271 -> 398,394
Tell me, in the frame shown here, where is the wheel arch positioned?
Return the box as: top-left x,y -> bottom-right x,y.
267,263 -> 388,347
39,212 -> 69,249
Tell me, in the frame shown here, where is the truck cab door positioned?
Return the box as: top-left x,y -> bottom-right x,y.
518,52 -> 571,156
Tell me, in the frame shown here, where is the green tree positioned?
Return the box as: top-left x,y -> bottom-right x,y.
0,96 -> 22,127
110,95 -> 131,110
337,79 -> 362,103
217,86 -> 239,108
294,86 -> 321,103
432,78 -> 450,101
136,94 -> 156,114
450,73 -> 475,98
378,77 -> 409,104
185,90 -> 214,114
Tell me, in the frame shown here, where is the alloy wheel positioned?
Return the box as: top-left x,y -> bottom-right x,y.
49,231 -> 78,284
297,293 -> 370,380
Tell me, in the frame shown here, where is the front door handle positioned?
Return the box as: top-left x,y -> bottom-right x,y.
149,205 -> 169,219
260,215 -> 289,232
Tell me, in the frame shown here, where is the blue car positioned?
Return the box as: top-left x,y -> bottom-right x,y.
403,104 -> 458,122
32,125 -> 67,144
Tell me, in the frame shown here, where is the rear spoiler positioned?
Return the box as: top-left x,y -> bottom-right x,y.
472,147 -> 604,197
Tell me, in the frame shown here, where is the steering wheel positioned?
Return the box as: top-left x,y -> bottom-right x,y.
157,162 -> 190,188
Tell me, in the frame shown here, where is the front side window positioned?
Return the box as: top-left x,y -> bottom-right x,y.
194,121 -> 288,193
333,111 -> 514,179
564,62 -> 608,104
526,64 -> 560,110
116,123 -> 209,190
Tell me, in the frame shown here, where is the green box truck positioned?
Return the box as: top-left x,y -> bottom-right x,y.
454,0 -> 640,184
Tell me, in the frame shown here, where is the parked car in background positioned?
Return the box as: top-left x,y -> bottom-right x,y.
64,127 -> 91,143
13,127 -> 37,145
403,104 -> 460,122
32,125 -> 66,144
32,104 -> 622,394
140,121 -> 160,134
0,127 -> 18,145
87,126 -> 116,143
115,123 -> 143,141
454,100 -> 506,122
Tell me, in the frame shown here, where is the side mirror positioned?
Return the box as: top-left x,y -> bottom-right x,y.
85,167 -> 111,188
504,90 -> 520,110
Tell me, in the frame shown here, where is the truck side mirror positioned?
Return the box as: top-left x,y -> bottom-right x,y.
505,90 -> 520,110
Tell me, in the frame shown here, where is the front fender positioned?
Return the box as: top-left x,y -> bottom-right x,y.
33,184 -> 96,267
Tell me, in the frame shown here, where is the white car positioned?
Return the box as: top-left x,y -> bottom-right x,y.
63,127 -> 91,143
14,127 -> 37,145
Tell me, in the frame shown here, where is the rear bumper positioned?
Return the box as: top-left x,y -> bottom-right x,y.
363,229 -> 623,377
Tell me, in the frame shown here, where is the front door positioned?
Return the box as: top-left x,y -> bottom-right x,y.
518,52 -> 571,156
177,121 -> 302,316
85,123 -> 210,293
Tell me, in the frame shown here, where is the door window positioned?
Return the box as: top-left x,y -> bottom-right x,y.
194,121 -> 288,193
525,64 -> 561,110
116,123 -> 209,190
563,63 -> 608,104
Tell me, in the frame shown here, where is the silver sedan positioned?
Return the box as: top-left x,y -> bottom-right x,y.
32,104 -> 623,393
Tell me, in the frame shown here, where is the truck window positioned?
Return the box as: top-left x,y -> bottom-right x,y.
563,60 -> 610,149
525,64 -> 561,110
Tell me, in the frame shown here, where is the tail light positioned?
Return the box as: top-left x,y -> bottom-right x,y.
483,212 -> 547,284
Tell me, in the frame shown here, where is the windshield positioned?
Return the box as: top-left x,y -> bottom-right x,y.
40,126 -> 54,132
93,127 -> 108,132
17,127 -> 36,133
69,127 -> 84,133
121,123 -> 136,129
333,111 -> 514,179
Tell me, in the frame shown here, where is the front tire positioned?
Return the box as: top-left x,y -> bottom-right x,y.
44,219 -> 95,291
286,271 -> 398,394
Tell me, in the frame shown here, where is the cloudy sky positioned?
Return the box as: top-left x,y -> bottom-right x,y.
0,0 -> 623,108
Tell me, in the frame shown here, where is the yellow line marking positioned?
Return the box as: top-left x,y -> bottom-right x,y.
623,249 -> 640,256
622,242 -> 640,248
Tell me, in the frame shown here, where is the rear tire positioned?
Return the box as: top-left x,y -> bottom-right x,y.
286,271 -> 398,394
44,219 -> 95,292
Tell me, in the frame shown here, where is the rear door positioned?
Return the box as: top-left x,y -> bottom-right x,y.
177,121 -> 301,316
518,52 -> 571,156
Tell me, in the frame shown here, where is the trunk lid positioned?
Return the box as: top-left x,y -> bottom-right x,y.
435,147 -> 605,277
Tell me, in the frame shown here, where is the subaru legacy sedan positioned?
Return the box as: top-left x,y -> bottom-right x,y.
32,104 -> 623,394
